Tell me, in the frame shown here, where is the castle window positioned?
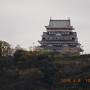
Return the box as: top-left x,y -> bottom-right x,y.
70,32 -> 73,35
56,33 -> 61,36
42,37 -> 45,40
72,37 -> 75,40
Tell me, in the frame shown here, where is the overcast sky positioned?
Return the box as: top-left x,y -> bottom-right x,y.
0,0 -> 90,53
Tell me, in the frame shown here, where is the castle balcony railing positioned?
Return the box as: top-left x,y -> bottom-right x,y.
38,41 -> 78,44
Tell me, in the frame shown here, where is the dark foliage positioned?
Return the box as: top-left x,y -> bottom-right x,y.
0,53 -> 90,90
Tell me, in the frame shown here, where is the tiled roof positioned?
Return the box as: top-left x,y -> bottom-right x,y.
46,19 -> 73,29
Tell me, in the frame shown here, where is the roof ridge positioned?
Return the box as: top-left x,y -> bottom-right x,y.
50,19 -> 70,21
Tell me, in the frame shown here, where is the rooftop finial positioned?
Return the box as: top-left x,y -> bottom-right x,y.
50,17 -> 52,20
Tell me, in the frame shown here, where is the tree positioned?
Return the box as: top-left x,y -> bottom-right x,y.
15,44 -> 23,50
14,49 -> 28,63
0,41 -> 11,56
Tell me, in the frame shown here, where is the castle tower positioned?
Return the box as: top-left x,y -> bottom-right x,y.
38,19 -> 82,55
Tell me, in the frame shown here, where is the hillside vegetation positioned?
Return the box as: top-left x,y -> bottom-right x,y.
0,50 -> 90,90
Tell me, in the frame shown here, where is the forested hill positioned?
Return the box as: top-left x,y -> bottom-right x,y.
0,50 -> 90,90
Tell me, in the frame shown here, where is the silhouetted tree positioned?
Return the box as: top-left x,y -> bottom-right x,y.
14,49 -> 28,63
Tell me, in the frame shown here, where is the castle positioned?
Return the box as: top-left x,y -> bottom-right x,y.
38,19 -> 82,55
